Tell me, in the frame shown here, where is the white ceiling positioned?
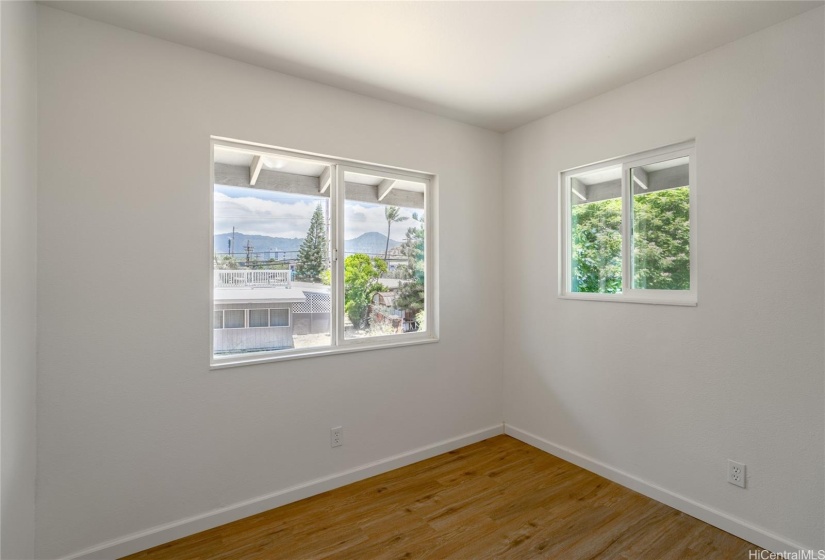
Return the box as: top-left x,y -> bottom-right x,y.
44,1 -> 822,132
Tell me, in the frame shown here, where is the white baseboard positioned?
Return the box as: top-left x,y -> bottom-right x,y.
62,424 -> 504,560
504,424 -> 810,556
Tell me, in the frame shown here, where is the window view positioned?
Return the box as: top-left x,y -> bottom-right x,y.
631,157 -> 690,290
569,166 -> 622,293
343,170 -> 426,340
213,147 -> 332,357
561,142 -> 695,304
212,143 -> 435,364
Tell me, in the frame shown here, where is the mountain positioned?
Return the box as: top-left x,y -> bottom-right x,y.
214,231 -> 401,259
345,232 -> 400,256
214,232 -> 303,259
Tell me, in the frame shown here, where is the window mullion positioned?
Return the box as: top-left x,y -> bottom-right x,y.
332,164 -> 345,348
621,162 -> 632,296
689,151 -> 698,297
561,176 -> 570,295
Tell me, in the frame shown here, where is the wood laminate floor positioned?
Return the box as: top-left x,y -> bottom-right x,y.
123,435 -> 759,559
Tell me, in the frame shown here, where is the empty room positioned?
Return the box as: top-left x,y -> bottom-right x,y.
2,1 -> 824,559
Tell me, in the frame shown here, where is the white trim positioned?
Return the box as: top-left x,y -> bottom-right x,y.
377,178 -> 396,201
559,292 -> 697,306
249,155 -> 263,186
60,425 -> 504,560
558,140 -> 697,305
330,165 -> 340,349
334,164 -> 346,347
211,329 -> 438,369
504,424 -> 810,557
212,136 -> 434,182
319,166 -> 331,194
427,174 -> 439,340
621,159 -> 631,294
59,423 -> 810,559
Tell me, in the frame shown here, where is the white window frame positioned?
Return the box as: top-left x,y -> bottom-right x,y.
268,308 -> 291,328
210,137 -> 439,368
559,140 -> 697,306
222,309 -> 247,329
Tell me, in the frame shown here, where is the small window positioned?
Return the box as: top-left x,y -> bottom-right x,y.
249,309 -> 269,328
214,310 -> 223,329
224,309 -> 246,329
269,308 -> 289,327
560,141 -> 696,305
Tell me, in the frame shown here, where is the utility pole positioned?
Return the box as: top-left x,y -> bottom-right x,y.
231,226 -> 236,257
244,240 -> 253,266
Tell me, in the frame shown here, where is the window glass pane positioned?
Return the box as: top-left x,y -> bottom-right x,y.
214,310 -> 223,329
570,166 -> 622,293
270,308 -> 289,327
343,171 -> 426,340
631,156 -> 690,290
213,146 -> 332,357
224,310 -> 245,329
249,309 -> 269,328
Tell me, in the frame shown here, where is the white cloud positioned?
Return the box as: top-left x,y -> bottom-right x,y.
214,187 -> 424,241
214,192 -> 324,238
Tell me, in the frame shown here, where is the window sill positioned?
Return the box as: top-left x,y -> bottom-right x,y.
210,333 -> 439,370
558,293 -> 697,307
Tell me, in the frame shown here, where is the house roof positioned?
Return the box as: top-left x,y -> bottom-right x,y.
214,288 -> 308,305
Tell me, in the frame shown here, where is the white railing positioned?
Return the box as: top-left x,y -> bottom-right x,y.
214,269 -> 291,289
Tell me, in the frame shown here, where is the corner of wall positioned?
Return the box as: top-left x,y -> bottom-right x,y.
1,1 -> 39,558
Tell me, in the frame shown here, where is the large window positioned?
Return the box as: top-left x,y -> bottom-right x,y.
559,141 -> 696,305
211,139 -> 437,366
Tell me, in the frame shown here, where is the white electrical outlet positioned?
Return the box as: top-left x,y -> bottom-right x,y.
330,426 -> 343,448
728,460 -> 746,488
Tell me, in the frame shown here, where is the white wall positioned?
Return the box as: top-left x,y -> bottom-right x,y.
33,4 -> 825,558
1,2 -> 38,558
35,7 -> 503,559
503,8 -> 824,552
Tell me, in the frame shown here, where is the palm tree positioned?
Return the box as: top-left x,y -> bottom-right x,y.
384,206 -> 409,260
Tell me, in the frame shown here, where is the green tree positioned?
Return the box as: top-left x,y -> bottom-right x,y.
571,198 -> 622,293
295,203 -> 328,282
215,254 -> 240,270
395,220 -> 425,317
632,187 -> 690,290
383,206 -> 408,260
344,254 -> 387,329
570,187 -> 690,293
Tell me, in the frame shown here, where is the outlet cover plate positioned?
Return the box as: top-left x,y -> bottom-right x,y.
331,426 -> 343,448
728,460 -> 746,488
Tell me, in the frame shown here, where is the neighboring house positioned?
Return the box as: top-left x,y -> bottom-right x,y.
372,292 -> 396,308
214,288 -> 307,354
371,291 -> 403,332
213,270 -> 331,353
371,290 -> 421,333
